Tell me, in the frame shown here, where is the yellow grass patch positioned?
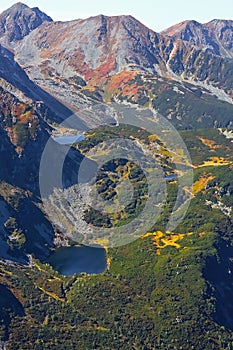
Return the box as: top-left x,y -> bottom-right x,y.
38,287 -> 65,302
48,276 -> 62,282
148,134 -> 160,143
34,263 -> 48,274
93,238 -> 111,269
195,157 -> 231,168
93,237 -> 109,253
106,257 -> 111,270
0,267 -> 13,276
43,315 -> 49,326
141,230 -> 188,254
192,175 -> 215,195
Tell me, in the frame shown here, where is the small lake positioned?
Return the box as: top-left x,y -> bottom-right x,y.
165,173 -> 178,181
53,134 -> 85,145
46,246 -> 107,276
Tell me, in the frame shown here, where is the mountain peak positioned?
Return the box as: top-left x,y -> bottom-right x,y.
205,18 -> 233,28
162,18 -> 233,58
161,20 -> 201,37
9,2 -> 29,9
0,2 -> 53,44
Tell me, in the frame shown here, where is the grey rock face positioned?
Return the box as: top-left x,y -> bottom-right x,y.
0,2 -> 53,44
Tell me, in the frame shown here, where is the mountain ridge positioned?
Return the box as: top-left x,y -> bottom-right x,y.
0,3 -> 233,131
0,2 -> 52,46
162,18 -> 233,58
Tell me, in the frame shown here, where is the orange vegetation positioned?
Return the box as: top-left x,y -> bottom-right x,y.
103,70 -> 140,101
198,137 -> 220,149
85,55 -> 117,82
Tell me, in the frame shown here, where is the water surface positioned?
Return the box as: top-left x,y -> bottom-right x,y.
53,134 -> 85,145
46,246 -> 107,276
165,173 -> 178,181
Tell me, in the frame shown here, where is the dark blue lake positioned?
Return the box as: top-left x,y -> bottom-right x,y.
46,246 -> 107,276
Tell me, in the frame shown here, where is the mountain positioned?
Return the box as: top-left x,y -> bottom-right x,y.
12,13 -> 233,88
0,43 -> 94,131
1,3 -> 233,121
162,19 -> 233,58
0,2 -> 52,46
0,31 -> 86,264
8,11 -> 233,130
0,3 -> 232,349
13,15 -> 163,81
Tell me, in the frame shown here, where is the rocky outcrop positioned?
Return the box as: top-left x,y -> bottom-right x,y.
162,19 -> 233,58
0,2 -> 52,46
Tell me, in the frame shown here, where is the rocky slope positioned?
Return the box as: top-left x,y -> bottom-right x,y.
0,39 -> 87,262
0,75 -> 88,262
8,7 -> 233,117
162,19 -> 233,58
0,3 -> 232,130
0,2 -> 52,47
